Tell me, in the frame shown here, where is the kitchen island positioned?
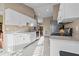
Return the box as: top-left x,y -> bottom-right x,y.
50,36 -> 79,56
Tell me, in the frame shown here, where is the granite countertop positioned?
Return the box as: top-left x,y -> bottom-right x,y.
50,35 -> 79,41
5,31 -> 36,34
50,36 -> 75,41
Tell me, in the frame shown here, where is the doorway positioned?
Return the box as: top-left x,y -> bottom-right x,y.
0,16 -> 3,48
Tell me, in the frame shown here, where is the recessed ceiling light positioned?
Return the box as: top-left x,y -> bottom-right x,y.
46,9 -> 49,12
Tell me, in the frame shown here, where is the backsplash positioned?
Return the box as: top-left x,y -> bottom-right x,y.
5,25 -> 32,32
65,20 -> 79,40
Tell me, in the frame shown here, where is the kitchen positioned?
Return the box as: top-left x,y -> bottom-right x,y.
0,3 -> 79,56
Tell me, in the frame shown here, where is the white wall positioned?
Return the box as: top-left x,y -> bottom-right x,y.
5,8 -> 36,26
50,38 -> 79,56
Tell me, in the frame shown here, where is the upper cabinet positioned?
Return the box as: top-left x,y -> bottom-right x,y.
5,8 -> 36,26
58,3 -> 79,22
4,3 -> 35,19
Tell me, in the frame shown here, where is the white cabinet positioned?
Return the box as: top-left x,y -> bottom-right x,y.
13,33 -> 30,46
50,37 -> 79,56
58,4 -> 79,22
5,8 -> 36,26
5,32 -> 36,51
5,34 -> 14,47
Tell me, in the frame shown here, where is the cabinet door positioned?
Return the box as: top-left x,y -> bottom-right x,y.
5,8 -> 36,26
5,34 -> 14,47
58,4 -> 79,22
30,32 -> 36,42
24,34 -> 31,43
14,33 -> 24,46
64,4 -> 79,19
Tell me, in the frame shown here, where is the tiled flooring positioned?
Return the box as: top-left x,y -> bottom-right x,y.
22,40 -> 38,56
0,36 -> 45,56
0,39 -> 39,56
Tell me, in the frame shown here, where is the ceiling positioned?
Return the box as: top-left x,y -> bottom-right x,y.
25,3 -> 57,18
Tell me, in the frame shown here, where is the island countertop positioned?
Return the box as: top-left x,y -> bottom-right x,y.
50,36 -> 79,41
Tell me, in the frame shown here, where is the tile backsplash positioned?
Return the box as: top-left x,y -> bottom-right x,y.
65,20 -> 79,40
5,25 -> 29,32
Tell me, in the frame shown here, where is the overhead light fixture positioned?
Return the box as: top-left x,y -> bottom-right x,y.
46,9 -> 49,12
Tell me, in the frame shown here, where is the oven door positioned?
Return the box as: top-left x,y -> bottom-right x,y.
59,51 -> 79,56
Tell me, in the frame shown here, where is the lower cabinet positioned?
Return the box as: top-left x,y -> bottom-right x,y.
50,38 -> 79,56
5,32 -> 36,51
